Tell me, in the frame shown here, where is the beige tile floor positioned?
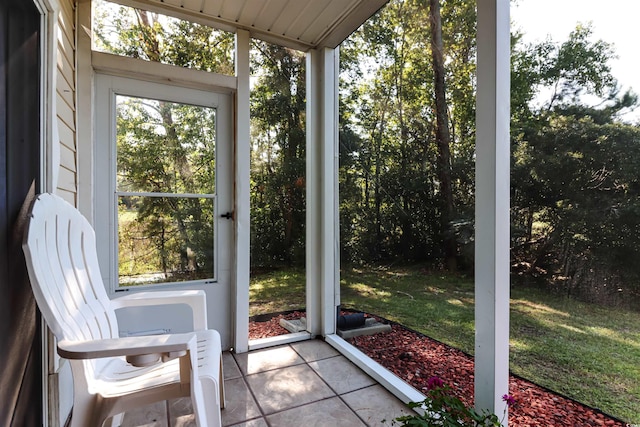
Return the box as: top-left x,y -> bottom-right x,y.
120,339 -> 412,427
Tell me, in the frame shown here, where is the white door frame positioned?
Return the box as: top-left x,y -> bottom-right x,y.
33,0 -> 60,424
93,72 -> 235,348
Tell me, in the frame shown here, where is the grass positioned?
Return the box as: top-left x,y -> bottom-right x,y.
249,268 -> 306,316
250,265 -> 640,423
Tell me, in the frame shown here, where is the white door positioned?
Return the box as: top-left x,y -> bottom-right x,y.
95,74 -> 233,348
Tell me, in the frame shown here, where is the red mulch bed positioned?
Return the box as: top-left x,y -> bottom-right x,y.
249,311 -> 629,427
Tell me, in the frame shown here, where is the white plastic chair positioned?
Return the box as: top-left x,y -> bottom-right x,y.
22,193 -> 224,427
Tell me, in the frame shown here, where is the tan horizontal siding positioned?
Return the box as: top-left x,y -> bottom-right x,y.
57,43 -> 75,90
57,34 -> 74,70
57,0 -> 77,197
57,165 -> 76,194
59,144 -> 76,172
57,188 -> 76,206
56,96 -> 75,133
56,70 -> 74,111
58,0 -> 75,35
58,120 -> 75,152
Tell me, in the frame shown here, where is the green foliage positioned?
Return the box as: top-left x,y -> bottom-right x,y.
93,0 -> 234,73
250,42 -> 307,268
115,96 -> 217,283
511,23 -> 640,302
339,0 -> 477,264
393,381 -> 506,426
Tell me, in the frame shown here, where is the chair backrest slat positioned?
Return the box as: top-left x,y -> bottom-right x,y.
23,194 -> 119,345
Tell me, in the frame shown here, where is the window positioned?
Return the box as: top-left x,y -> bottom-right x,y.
116,95 -> 217,286
92,0 -> 235,75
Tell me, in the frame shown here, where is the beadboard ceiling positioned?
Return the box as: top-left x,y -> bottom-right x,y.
115,0 -> 389,51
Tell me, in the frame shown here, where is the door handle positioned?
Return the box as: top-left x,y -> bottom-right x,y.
220,211 -> 233,220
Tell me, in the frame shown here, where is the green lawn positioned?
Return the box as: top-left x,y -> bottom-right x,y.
249,265 -> 640,423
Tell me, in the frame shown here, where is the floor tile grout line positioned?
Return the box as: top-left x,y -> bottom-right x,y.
294,341 -> 405,427
226,351 -> 272,426
248,361 -> 338,418
260,395 -> 356,421
231,347 -> 307,377
225,341 -> 396,427
296,343 -> 374,426
236,343 -> 346,424
336,391 -> 375,427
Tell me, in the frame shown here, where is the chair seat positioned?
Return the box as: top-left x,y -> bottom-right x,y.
96,330 -> 222,403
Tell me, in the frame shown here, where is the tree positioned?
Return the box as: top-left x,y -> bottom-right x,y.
429,0 -> 456,270
338,0 -> 476,266
510,24 -> 640,303
250,42 -> 307,268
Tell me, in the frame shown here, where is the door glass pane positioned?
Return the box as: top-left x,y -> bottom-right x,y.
116,95 -> 217,286
117,195 -> 215,286
116,95 -> 216,194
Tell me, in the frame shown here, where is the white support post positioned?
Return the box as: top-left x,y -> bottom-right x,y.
324,47 -> 340,334
234,29 -> 251,353
475,0 -> 511,422
306,47 -> 340,337
306,49 -> 320,336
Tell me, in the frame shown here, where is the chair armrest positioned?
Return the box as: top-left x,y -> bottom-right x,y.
58,333 -> 197,367
110,290 -> 208,330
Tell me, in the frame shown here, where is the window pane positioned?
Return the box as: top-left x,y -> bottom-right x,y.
118,195 -> 215,286
116,95 -> 216,194
92,0 -> 235,75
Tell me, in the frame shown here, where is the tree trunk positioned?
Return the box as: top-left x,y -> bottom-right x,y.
429,0 -> 456,270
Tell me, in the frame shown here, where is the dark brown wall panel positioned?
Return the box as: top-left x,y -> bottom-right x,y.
0,1 -> 42,425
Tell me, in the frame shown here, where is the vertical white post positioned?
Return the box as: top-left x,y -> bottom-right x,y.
475,0 -> 510,421
306,50 -> 321,336
306,47 -> 339,337
323,47 -> 340,334
234,29 -> 251,353
330,47 -> 341,319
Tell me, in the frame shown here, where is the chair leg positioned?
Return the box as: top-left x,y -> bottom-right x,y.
219,355 -> 226,409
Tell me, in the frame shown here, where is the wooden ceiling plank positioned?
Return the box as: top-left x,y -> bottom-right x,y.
114,0 -> 388,50
236,0 -> 264,27
269,0 -> 308,36
285,0 -> 330,42
201,0 -> 222,17
314,0 -> 387,48
218,0 -> 244,21
181,0 -> 204,13
299,0 -> 352,42
161,0 -> 183,8
251,0 -> 289,33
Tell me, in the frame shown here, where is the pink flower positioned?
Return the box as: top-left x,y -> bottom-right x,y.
427,376 -> 445,390
502,394 -> 516,406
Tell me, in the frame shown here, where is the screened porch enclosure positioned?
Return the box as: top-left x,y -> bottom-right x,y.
23,0 -> 513,425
